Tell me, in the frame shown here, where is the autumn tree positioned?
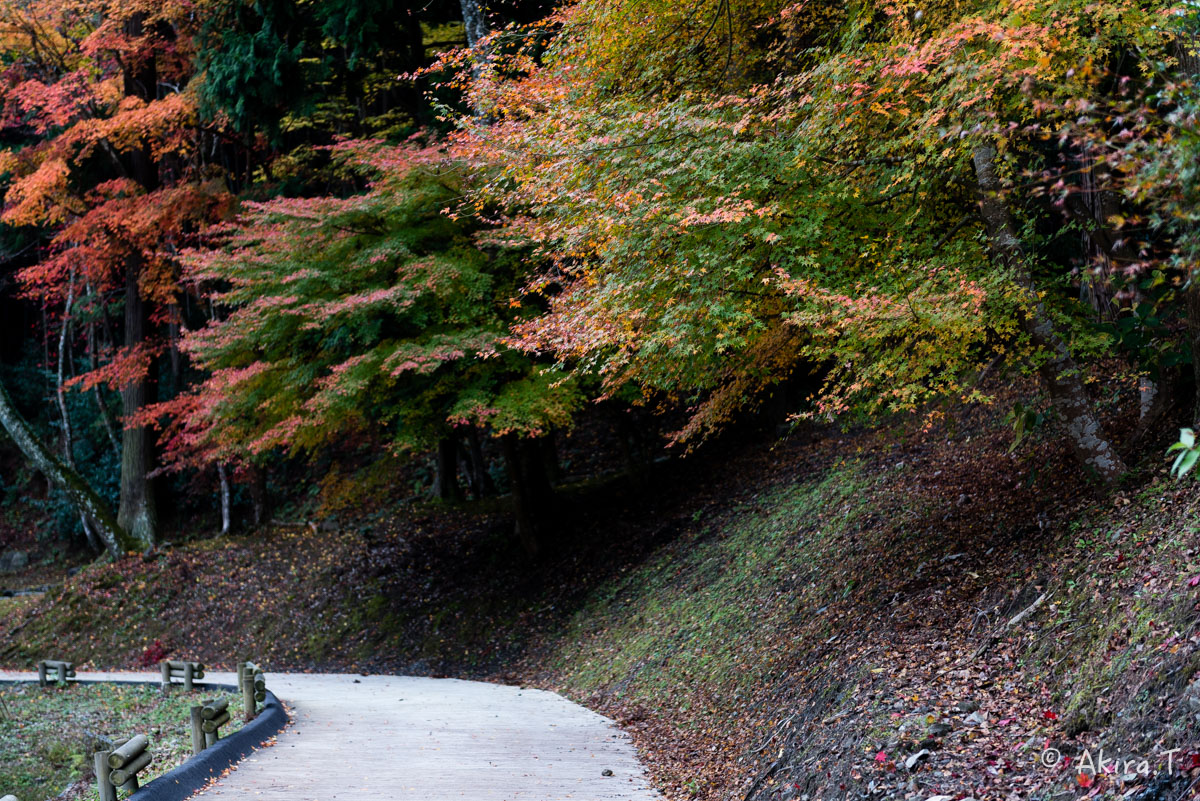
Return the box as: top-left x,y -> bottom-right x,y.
0,0 -> 234,551
447,0 -> 1178,481
155,141 -> 580,556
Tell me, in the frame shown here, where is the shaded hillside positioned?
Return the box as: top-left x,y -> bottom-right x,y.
2,376 -> 1198,801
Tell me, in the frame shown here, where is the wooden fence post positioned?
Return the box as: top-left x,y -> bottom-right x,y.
37,662 -> 46,688
189,706 -> 205,755
242,667 -> 256,721
94,750 -> 115,801
183,662 -> 194,692
160,661 -> 170,692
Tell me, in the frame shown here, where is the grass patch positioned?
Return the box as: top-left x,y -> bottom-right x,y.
0,681 -> 245,801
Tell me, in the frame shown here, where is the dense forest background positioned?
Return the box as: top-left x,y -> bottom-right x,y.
0,0 -> 1196,554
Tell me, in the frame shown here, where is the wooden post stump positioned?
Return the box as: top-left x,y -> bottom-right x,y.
189,706 -> 205,755
242,668 -> 257,721
161,661 -> 171,692
94,750 -> 115,801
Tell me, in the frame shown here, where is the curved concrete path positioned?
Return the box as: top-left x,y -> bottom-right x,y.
0,671 -> 662,801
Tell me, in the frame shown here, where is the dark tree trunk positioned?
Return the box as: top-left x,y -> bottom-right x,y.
432,436 -> 463,501
1177,34 -> 1200,425
117,263 -> 158,549
540,430 -> 560,485
1188,287 -> 1200,426
500,434 -> 554,558
465,425 -> 495,499
973,144 -> 1126,483
248,464 -> 269,526
116,13 -> 160,549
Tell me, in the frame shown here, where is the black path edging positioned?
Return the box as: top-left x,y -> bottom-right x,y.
128,684 -> 288,801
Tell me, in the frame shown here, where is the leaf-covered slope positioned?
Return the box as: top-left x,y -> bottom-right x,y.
2,379 -> 1199,801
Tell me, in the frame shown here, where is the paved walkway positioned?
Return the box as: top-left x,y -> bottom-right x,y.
0,670 -> 661,801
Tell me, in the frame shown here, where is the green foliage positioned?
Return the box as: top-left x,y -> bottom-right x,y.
194,0 -> 450,141
1168,428 -> 1199,479
455,0 -> 1178,440
194,0 -> 310,139
1005,400 -> 1049,453
164,141 -> 581,468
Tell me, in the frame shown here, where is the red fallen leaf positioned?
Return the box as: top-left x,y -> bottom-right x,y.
1077,773 -> 1094,788
1043,710 -> 1058,720
875,751 -> 887,763
1190,576 -> 1200,587
997,718 -> 1013,726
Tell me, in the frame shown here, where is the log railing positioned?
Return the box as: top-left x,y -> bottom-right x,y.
189,698 -> 233,753
37,660 -> 74,686
95,734 -> 153,800
159,660 -> 205,692
238,662 -> 266,721
30,655 -> 272,798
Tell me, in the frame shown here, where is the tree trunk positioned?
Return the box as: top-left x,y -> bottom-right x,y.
248,464 -> 269,526
500,434 -> 554,558
117,264 -> 158,548
459,0 -> 488,48
1177,34 -> 1200,425
540,430 -> 560,485
217,463 -> 231,535
0,378 -> 134,556
55,271 -> 100,552
87,310 -> 121,457
1187,286 -> 1200,426
432,436 -> 462,501
115,14 -> 160,549
465,425 -> 495,499
972,144 -> 1126,483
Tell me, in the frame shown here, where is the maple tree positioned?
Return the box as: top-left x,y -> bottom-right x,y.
0,0 -> 244,552
154,140 -> 580,554
445,0 -> 1187,481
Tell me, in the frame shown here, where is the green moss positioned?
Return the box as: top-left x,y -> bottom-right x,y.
549,465 -> 879,714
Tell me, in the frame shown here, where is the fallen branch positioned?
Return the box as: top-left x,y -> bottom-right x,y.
973,591 -> 1050,658
1006,592 -> 1048,628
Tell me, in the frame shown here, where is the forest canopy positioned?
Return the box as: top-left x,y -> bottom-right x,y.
0,0 -> 1196,556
